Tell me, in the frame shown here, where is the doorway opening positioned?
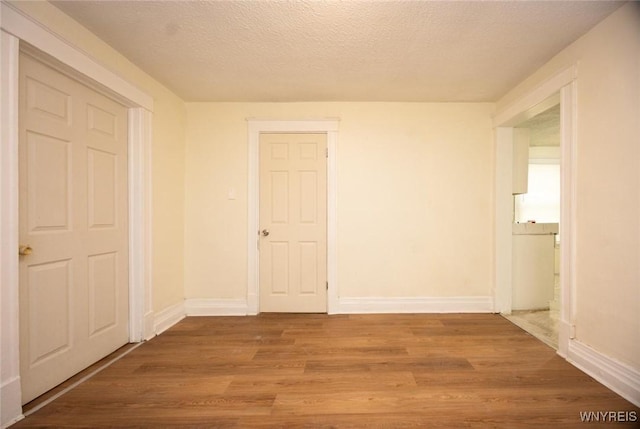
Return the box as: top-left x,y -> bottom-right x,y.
493,66 -> 577,358
504,99 -> 561,349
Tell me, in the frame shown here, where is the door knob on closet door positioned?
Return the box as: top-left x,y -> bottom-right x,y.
261,229 -> 270,237
19,245 -> 33,256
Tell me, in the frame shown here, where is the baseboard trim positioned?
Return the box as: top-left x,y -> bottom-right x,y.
184,299 -> 249,316
337,296 -> 494,314
153,301 -> 186,335
1,376 -> 24,428
568,339 -> 640,407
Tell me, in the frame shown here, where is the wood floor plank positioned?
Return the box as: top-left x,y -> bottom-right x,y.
413,368 -> 601,388
13,314 -> 638,428
271,389 -> 481,416
225,371 -> 417,395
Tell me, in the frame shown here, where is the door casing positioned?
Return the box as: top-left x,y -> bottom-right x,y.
493,65 -> 577,358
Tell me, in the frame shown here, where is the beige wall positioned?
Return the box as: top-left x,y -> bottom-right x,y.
497,3 -> 640,369
9,1 -> 187,313
149,95 -> 186,312
184,102 -> 495,300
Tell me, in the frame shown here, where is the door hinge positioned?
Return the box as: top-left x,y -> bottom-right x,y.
326,148 -> 328,158
326,281 -> 328,290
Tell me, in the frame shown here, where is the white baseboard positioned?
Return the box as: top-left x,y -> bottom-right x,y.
337,296 -> 494,314
184,298 -> 249,316
153,301 -> 186,335
180,296 -> 494,316
568,339 -> 640,407
1,376 -> 24,428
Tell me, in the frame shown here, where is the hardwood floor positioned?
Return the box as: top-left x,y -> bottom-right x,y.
13,314 -> 638,428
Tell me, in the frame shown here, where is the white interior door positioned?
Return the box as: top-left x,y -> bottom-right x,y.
18,52 -> 129,403
259,133 -> 327,313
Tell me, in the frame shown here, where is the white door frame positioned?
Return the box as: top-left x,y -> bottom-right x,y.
247,119 -> 339,315
1,4 -> 153,424
493,65 -> 577,358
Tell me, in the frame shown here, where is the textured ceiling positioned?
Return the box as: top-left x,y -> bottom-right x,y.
51,0 -> 624,102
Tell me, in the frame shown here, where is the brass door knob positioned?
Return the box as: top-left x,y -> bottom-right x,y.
19,245 -> 33,256
261,229 -> 270,237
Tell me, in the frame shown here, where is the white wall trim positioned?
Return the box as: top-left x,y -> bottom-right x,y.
246,119 -> 339,315
128,108 -> 154,342
0,30 -> 24,429
153,301 -> 186,335
557,80 -> 578,358
0,2 -> 153,112
0,378 -> 23,428
568,340 -> 640,407
185,299 -> 249,316
337,296 -> 494,314
493,65 -> 575,127
1,9 -> 154,425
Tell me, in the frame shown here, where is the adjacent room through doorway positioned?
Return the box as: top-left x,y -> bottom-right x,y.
504,101 -> 562,350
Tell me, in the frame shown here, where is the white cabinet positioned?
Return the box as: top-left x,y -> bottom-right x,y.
512,223 -> 557,310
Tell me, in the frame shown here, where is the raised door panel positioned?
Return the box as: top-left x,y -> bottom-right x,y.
87,148 -> 117,229
26,132 -> 71,233
24,73 -> 73,138
298,242 -> 319,295
299,171 -> 318,224
26,260 -> 72,366
88,253 -> 118,336
269,242 -> 289,295
87,103 -> 118,138
270,171 -> 289,224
